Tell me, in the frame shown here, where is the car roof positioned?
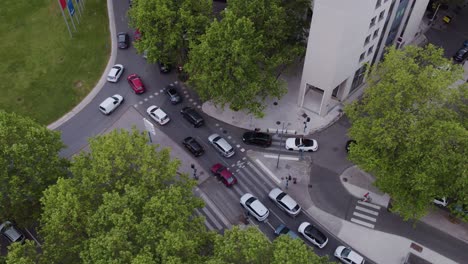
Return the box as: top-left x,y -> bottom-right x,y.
347,250 -> 364,263
278,193 -> 298,210
219,167 -> 233,179
304,224 -> 327,243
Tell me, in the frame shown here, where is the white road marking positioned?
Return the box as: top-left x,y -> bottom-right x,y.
202,207 -> 223,230
196,209 -> 215,230
197,105 -> 201,109
236,144 -> 240,148
149,95 -> 153,98
357,200 -> 381,210
134,104 -> 138,108
265,221 -> 276,230
350,218 -> 375,228
263,154 -> 299,161
255,159 -> 281,184
228,136 -> 232,139
215,124 -> 219,127
192,102 -> 197,105
189,98 -> 193,102
353,212 -> 377,222
139,101 -> 143,104
196,188 -> 232,228
240,148 -> 245,152
154,92 -> 158,95
144,98 -> 148,101
355,206 -> 379,216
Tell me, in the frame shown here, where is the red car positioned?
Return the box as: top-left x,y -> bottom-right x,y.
211,163 -> 237,187
127,74 -> 145,94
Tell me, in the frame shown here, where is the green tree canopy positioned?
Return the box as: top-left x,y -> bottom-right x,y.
0,111 -> 67,226
5,240 -> 39,264
345,45 -> 468,221
128,0 -> 212,65
37,128 -> 210,263
186,0 -> 309,117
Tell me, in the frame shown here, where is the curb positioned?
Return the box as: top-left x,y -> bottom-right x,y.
47,0 -> 117,130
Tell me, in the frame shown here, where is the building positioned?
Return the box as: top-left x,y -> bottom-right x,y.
298,0 -> 430,116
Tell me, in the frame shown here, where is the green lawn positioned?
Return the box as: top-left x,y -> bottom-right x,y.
0,0 -> 110,125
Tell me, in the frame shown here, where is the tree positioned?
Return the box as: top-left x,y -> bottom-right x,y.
128,0 -> 212,65
5,240 -> 40,264
0,110 -> 67,226
38,128 -> 211,263
345,45 -> 468,221
271,235 -> 329,264
186,0 -> 309,117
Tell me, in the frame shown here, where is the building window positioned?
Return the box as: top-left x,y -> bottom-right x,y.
373,29 -> 379,39
351,65 -> 367,93
359,52 -> 365,62
370,17 -> 376,28
368,46 -> 374,55
379,10 -> 385,22
364,35 -> 371,45
376,0 -> 382,9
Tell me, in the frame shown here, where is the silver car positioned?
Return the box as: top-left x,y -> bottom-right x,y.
0,221 -> 25,244
268,188 -> 301,216
208,133 -> 235,158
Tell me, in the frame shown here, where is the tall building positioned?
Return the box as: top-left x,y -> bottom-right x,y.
298,0 -> 430,116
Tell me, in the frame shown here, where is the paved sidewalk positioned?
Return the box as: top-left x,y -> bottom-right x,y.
247,151 -> 459,264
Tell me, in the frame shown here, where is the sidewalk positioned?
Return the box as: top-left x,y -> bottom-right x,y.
247,151 -> 460,264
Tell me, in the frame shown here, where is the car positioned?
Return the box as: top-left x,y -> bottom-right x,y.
268,188 -> 301,216
164,84 -> 182,104
0,221 -> 25,244
345,139 -> 356,153
298,222 -> 328,248
211,163 -> 237,187
117,32 -> 129,49
334,246 -> 365,264
453,47 -> 468,63
242,131 -> 272,147
274,224 -> 299,239
464,40 -> 468,47
208,133 -> 235,158
180,107 -> 204,127
433,197 -> 448,207
285,137 -> 318,152
240,193 -> 269,222
99,94 -> 124,115
127,74 -> 145,94
146,105 -> 170,125
182,137 -> 204,157
158,62 -> 172,73
107,64 -> 124,82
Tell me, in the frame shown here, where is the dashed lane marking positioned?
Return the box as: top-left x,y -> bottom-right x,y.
263,154 -> 299,161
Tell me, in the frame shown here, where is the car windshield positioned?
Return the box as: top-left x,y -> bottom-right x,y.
341,247 -> 351,258
226,176 -> 235,184
245,197 -> 256,205
304,225 -> 326,243
213,136 -> 221,142
118,34 -> 126,41
277,192 -> 286,201
279,227 -> 289,234
168,88 -> 177,95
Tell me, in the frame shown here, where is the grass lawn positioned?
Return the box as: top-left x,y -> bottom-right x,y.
0,0 -> 110,125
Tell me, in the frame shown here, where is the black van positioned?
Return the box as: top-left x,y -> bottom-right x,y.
180,107 -> 204,127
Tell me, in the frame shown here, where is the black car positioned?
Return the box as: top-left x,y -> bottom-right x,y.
117,32 -> 129,49
164,84 -> 182,104
182,137 -> 204,157
180,107 -> 204,127
453,47 -> 468,63
345,139 -> 356,153
242,131 -> 272,147
158,62 -> 172,73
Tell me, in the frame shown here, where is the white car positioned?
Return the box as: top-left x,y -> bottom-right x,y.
240,193 -> 269,222
99,94 -> 124,115
433,197 -> 448,207
208,133 -> 235,158
107,64 -> 124,82
146,105 -> 170,125
334,246 -> 365,264
268,188 -> 301,216
298,222 -> 328,248
285,137 -> 318,152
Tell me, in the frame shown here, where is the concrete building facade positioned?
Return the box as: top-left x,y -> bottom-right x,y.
298,0 -> 430,116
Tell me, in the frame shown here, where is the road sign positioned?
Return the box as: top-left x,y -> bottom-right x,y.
143,118 -> 156,136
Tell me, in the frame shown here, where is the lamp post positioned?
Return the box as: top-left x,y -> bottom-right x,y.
303,117 -> 310,134
190,164 -> 198,180
276,122 -> 290,168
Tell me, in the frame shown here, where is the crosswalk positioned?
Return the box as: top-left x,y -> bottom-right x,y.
195,156 -> 283,232
350,200 -> 381,229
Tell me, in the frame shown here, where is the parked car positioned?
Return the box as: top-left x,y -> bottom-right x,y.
180,107 -> 204,127
433,197 -> 448,207
268,188 -> 301,216
0,221 -> 25,244
334,246 -> 365,264
158,62 -> 172,73
127,74 -> 145,94
298,222 -> 328,248
240,193 -> 269,222
242,131 -> 272,147
211,163 -> 237,187
274,224 -> 299,239
285,137 -> 318,152
117,32 -> 129,49
208,133 -> 235,158
182,137 -> 204,157
146,105 -> 170,125
164,84 -> 182,104
99,94 -> 124,115
453,47 -> 468,63
107,64 -> 124,82
345,139 -> 356,153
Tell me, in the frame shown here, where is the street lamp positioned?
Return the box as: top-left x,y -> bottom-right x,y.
303,117 -> 310,134
276,121 -> 290,168
190,164 -> 198,180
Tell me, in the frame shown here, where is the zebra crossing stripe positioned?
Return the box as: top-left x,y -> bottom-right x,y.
195,209 -> 215,231
195,188 -> 232,228
353,212 -> 377,222
355,206 -> 379,216
357,200 -> 381,210
350,218 -> 375,229
201,207 -> 223,230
